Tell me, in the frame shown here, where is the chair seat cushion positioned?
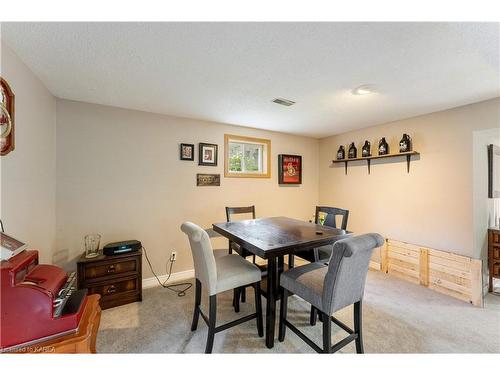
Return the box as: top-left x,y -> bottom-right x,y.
231,242 -> 254,258
294,245 -> 333,262
212,248 -> 229,258
215,254 -> 262,294
316,245 -> 333,261
280,262 -> 327,310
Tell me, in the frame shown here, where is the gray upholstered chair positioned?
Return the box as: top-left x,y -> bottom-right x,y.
278,233 -> 384,353
291,206 -> 350,326
293,206 -> 350,264
181,222 -> 263,353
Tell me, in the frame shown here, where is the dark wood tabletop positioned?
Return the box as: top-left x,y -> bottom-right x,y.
212,216 -> 351,259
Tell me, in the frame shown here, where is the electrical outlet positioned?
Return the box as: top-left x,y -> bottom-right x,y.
170,251 -> 177,262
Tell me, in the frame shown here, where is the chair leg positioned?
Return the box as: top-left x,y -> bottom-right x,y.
310,306 -> 317,326
288,254 -> 295,268
313,248 -> 320,262
278,288 -> 288,342
191,279 -> 202,331
205,294 -> 217,354
318,311 -> 324,322
234,288 -> 241,313
241,287 -> 246,303
254,282 -> 264,337
322,312 -> 332,353
354,301 -> 364,354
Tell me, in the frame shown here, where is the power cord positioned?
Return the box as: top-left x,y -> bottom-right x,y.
142,246 -> 192,297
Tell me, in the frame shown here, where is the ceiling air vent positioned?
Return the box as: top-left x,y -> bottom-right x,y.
272,98 -> 296,107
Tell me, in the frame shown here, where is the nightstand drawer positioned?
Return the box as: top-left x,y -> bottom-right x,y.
492,247 -> 500,260
491,231 -> 500,245
493,263 -> 500,278
83,258 -> 139,281
88,277 -> 139,298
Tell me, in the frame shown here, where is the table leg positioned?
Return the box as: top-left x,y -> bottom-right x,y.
265,257 -> 277,348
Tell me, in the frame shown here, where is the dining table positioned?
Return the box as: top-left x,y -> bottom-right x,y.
212,216 -> 352,348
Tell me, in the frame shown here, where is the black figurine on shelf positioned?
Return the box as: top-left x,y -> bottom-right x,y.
378,137 -> 389,155
336,145 -> 345,160
362,140 -> 371,157
348,142 -> 357,159
399,133 -> 412,153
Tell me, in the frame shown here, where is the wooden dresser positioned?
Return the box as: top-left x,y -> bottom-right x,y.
488,227 -> 500,294
77,250 -> 142,309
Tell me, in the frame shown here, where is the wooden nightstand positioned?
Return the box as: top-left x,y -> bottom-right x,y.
77,250 -> 142,309
488,227 -> 500,295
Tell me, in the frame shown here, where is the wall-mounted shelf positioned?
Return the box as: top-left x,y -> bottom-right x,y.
332,151 -> 420,174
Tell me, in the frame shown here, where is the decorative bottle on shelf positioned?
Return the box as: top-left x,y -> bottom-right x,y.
336,145 -> 345,160
362,140 -> 371,157
399,133 -> 412,153
378,137 -> 389,155
348,142 -> 357,159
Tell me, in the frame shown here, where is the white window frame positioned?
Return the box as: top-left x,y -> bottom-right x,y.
224,134 -> 271,178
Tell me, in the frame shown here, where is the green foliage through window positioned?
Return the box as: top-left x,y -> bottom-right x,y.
228,141 -> 263,173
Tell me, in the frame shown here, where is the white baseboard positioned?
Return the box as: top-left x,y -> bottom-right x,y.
142,269 -> 195,289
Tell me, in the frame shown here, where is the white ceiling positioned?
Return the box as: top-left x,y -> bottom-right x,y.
1,22 -> 499,138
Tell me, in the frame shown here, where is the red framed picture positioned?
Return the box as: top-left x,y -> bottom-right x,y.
278,154 -> 302,184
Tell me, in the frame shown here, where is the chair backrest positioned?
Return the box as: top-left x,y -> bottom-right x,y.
322,233 -> 384,313
180,222 -> 218,296
315,206 -> 349,230
226,206 -> 256,253
225,206 -> 256,222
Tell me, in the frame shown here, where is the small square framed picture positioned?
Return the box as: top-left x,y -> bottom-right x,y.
198,143 -> 218,166
180,143 -> 194,161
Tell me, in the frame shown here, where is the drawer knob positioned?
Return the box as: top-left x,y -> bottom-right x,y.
107,265 -> 116,273
106,285 -> 117,294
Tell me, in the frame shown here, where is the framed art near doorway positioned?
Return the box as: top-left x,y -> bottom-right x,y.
488,144 -> 500,198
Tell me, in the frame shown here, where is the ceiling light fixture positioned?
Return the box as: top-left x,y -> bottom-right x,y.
352,84 -> 376,96
272,98 -> 296,106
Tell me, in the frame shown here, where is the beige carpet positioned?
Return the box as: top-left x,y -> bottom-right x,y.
97,270 -> 500,353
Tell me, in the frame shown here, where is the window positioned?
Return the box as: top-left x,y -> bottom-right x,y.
224,134 -> 271,178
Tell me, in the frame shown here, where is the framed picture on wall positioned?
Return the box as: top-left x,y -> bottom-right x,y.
199,143 -> 218,166
488,144 -> 500,198
278,154 -> 302,184
196,173 -> 221,186
180,143 -> 194,161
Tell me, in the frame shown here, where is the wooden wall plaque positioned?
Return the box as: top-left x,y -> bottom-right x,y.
1,77 -> 15,156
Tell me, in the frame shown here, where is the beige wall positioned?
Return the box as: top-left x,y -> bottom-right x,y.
55,100 -> 319,275
2,41 -> 498,280
0,42 -> 56,264
319,98 -> 500,262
